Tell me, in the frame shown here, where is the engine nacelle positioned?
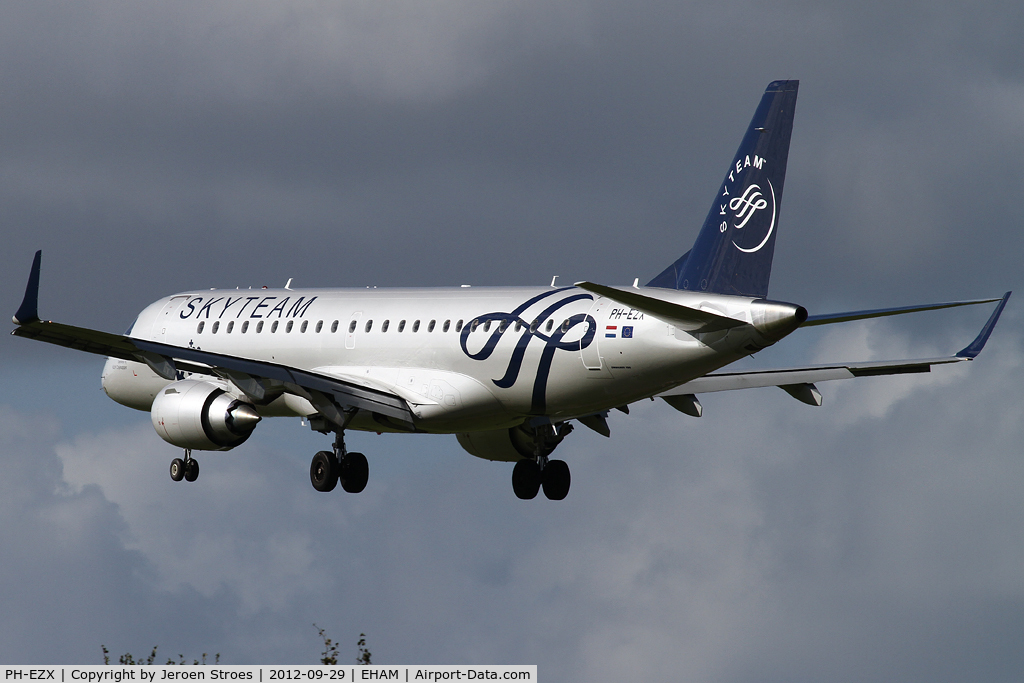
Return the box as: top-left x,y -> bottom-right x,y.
456,423 -> 570,462
151,380 -> 262,451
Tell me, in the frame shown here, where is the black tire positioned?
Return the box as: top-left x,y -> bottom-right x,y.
184,458 -> 200,482
542,459 -> 570,500
310,450 -> 338,492
512,459 -> 542,500
340,452 -> 368,493
170,458 -> 185,482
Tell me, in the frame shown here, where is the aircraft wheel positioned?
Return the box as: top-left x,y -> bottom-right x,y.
340,452 -> 368,493
184,458 -> 200,482
310,450 -> 338,492
170,458 -> 185,482
512,459 -> 541,500
542,459 -> 570,500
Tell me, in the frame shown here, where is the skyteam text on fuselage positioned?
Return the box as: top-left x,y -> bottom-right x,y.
12,81 -> 1011,500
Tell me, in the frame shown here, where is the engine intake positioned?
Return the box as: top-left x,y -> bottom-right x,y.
151,379 -> 261,451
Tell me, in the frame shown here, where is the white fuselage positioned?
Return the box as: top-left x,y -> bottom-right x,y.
101,285 -> 786,433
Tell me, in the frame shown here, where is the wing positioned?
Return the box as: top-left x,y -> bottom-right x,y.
659,291 -> 1011,408
11,251 -> 414,430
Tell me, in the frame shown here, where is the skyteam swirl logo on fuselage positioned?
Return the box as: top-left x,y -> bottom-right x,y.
460,287 -> 596,414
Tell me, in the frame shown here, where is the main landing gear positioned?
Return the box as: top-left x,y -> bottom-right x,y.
512,456 -> 570,500
169,449 -> 200,483
310,431 -> 369,494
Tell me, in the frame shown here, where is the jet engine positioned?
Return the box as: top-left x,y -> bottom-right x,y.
456,422 -> 572,462
151,379 -> 262,451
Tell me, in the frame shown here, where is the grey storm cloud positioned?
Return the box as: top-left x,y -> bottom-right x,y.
2,0 -> 1024,679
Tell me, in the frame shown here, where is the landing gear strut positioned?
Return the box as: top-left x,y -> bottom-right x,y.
170,449 -> 199,483
309,431 -> 369,494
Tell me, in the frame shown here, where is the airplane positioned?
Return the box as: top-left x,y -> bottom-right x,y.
11,80 -> 1011,500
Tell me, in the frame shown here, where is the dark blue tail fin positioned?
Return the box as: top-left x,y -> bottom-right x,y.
648,80 -> 799,297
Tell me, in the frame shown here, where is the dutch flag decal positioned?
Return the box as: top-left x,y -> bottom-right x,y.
605,325 -> 617,338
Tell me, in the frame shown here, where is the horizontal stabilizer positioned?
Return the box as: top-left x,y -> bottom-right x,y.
574,281 -> 746,332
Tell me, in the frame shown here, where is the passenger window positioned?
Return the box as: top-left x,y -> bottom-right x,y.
529,319 -> 538,333
498,319 -> 508,333
331,320 -> 338,333
242,321 -> 249,333
316,320 -> 323,333
365,320 -> 373,333
443,320 -> 451,332
349,320 -> 357,333
212,321 -> 220,334
197,321 -> 205,334
470,319 -> 479,332
257,321 -> 264,333
286,320 -> 293,333
299,320 -> 307,333
398,320 -> 406,332
428,320 -> 435,332
515,320 -> 523,332
272,321 -> 279,333
545,320 -> 553,332
561,319 -> 569,333
226,321 -> 234,333
483,320 -> 491,332
382,320 -> 390,333
412,320 -> 420,332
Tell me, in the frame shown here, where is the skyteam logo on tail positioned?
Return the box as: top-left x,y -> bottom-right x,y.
730,184 -> 767,229
731,179 -> 776,253
718,154 -> 777,254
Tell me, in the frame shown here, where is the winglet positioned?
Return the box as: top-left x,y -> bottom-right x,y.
13,250 -> 42,325
956,291 -> 1011,359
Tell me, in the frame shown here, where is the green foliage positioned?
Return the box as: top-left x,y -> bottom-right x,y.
101,645 -> 219,665
315,624 -> 339,665
103,628 -> 366,666
356,634 -> 371,666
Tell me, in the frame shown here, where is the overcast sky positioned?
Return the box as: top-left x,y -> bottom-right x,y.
3,0 -> 1024,679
